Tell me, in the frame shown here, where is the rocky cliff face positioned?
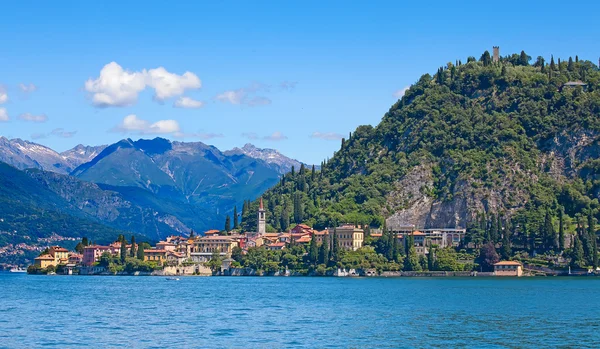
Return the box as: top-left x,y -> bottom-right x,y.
0,137 -> 72,174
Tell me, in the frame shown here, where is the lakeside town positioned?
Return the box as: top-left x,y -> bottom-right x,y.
24,198 -> 596,278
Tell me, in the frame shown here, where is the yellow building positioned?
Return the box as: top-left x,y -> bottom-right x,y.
49,246 -> 69,265
494,261 -> 523,277
334,225 -> 364,251
191,236 -> 239,262
34,254 -> 56,269
144,249 -> 167,263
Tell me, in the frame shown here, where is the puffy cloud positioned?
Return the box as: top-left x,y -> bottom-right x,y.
243,131 -> 287,141
19,83 -> 37,93
0,86 -> 7,104
173,96 -> 205,109
18,113 -> 48,123
111,114 -> 181,135
393,86 -> 410,99
85,62 -> 201,107
0,108 -> 8,122
310,131 -> 344,141
146,67 -> 201,101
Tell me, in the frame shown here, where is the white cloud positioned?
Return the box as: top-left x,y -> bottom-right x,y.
0,86 -> 7,104
111,114 -> 181,135
19,83 -> 37,93
173,96 -> 205,109
31,133 -> 47,140
393,86 -> 410,99
310,131 -> 344,141
18,113 -> 48,123
0,108 -> 8,122
215,83 -> 272,107
146,67 -> 201,101
264,131 -> 287,141
85,62 -> 201,107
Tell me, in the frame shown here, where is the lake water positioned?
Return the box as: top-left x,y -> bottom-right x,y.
1,273 -> 599,348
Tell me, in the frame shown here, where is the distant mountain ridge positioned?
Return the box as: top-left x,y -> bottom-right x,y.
226,143 -> 307,174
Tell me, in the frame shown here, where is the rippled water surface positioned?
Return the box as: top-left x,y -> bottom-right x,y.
1,273 -> 599,348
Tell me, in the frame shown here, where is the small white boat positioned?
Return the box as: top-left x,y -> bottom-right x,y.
9,267 -> 27,273
166,277 -> 180,281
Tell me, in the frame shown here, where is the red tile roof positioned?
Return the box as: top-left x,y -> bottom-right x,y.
494,261 -> 522,266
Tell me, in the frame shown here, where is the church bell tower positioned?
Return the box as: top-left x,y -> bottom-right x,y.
258,197 -> 266,234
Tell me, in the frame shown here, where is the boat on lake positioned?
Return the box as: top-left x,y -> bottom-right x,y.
9,268 -> 26,273
166,277 -> 180,281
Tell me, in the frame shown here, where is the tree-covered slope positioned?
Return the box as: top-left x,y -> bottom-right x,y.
0,162 -> 139,250
247,52 -> 600,241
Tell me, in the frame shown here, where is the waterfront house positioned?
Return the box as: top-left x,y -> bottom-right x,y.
166,251 -> 186,265
335,225 -> 364,251
34,254 -> 56,268
144,249 -> 168,263
68,253 -> 83,264
48,246 -> 69,265
494,261 -> 523,277
83,245 -> 120,266
191,235 -> 238,262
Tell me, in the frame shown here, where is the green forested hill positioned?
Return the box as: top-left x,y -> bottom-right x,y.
244,51 -> 600,259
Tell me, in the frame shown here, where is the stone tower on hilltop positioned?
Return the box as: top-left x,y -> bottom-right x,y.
258,197 -> 266,234
493,46 -> 500,63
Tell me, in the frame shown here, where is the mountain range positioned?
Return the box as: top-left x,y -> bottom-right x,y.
0,137 -> 309,264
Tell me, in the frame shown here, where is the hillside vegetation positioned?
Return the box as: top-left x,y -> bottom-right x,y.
244,51 -> 600,264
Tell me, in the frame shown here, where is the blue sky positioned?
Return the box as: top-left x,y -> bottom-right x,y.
1,0 -> 599,164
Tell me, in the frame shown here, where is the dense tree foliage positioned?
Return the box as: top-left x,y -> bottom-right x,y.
238,51 -> 600,267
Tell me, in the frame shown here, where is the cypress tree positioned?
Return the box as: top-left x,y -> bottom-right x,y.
233,206 -> 239,229
82,237 -> 89,246
331,230 -> 340,263
568,57 -> 574,71
571,236 -> 585,268
120,239 -> 127,264
480,51 -> 491,66
311,165 -> 316,181
291,166 -> 295,176
550,55 -> 556,70
543,209 -> 556,251
318,235 -> 329,265
225,215 -> 231,232
500,230 -> 511,260
559,207 -> 565,251
137,245 -> 145,260
519,50 -> 529,66
130,235 -> 136,258
392,232 -> 399,262
427,248 -> 435,271
308,235 -> 318,265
